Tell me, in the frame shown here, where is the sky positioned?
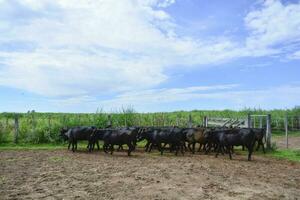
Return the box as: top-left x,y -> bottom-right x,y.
0,0 -> 299,113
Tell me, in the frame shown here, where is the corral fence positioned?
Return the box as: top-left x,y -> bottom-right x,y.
0,111 -> 299,150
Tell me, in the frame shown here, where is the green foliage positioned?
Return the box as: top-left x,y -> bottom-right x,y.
0,107 -> 300,144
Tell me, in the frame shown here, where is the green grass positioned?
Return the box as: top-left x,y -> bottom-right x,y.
272,130 -> 300,136
1,143 -> 299,163
0,143 -> 65,150
0,140 -> 148,151
269,149 -> 300,162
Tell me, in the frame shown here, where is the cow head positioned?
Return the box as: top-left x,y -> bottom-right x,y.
60,127 -> 69,141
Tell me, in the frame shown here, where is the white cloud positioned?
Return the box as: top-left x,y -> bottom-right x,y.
287,50 -> 300,59
245,0 -> 300,54
95,84 -> 300,111
0,0 -> 240,97
0,0 -> 299,103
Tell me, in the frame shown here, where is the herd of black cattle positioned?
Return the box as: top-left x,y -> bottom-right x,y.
60,125 -> 266,161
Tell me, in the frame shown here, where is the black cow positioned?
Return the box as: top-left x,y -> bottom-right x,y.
139,127 -> 185,155
241,128 -> 266,153
62,126 -> 97,152
205,128 -> 256,161
102,127 -> 139,156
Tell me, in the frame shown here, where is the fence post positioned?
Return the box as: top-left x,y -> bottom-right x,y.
14,115 -> 19,144
259,116 -> 263,128
266,114 -> 272,150
108,114 -> 112,127
138,115 -> 142,126
247,113 -> 251,128
5,117 -> 8,130
188,114 -> 192,128
124,114 -> 127,127
31,111 -> 36,131
285,113 -> 288,149
151,115 -> 154,126
203,116 -> 208,127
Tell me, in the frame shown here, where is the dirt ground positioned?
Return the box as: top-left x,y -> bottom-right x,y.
0,149 -> 300,200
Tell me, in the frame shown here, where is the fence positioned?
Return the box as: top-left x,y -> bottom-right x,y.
0,112 -> 299,149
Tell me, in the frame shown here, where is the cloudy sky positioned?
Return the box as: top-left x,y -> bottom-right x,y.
0,0 -> 299,113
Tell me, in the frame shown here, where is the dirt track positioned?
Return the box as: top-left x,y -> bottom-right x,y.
0,149 -> 300,200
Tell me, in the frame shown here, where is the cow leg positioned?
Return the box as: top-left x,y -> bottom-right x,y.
205,143 -> 211,154
127,143 -> 133,156
247,145 -> 253,161
175,145 -> 179,156
103,143 -> 108,153
68,141 -> 71,150
184,142 -> 188,151
261,141 -> 266,154
192,143 -> 196,154
197,143 -> 202,152
144,141 -> 150,152
110,144 -> 114,155
96,141 -> 100,150
72,140 -> 75,152
215,145 -> 221,158
159,143 -> 164,155
227,146 -> 232,160
148,143 -> 154,153
88,141 -> 92,152
181,143 -> 185,155
221,146 -> 225,155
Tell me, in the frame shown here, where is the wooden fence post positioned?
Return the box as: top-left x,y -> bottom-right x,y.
138,115 -> 142,126
259,116 -> 263,128
14,115 -> 19,144
285,113 -> 288,149
266,114 -> 272,150
31,111 -> 36,131
5,117 -> 8,130
151,115 -> 154,126
124,114 -> 127,127
188,114 -> 192,128
108,115 -> 112,127
203,116 -> 208,127
247,113 -> 251,128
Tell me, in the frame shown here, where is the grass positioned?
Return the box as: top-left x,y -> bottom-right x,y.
0,140 -> 148,151
1,143 -> 299,162
0,143 -> 65,150
269,149 -> 300,162
272,130 -> 300,136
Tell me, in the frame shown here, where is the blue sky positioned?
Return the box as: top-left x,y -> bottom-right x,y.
0,0 -> 299,113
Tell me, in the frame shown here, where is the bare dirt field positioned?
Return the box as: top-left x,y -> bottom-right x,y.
1,149 -> 300,200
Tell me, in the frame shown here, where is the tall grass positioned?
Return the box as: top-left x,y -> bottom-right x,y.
0,107 -> 299,144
